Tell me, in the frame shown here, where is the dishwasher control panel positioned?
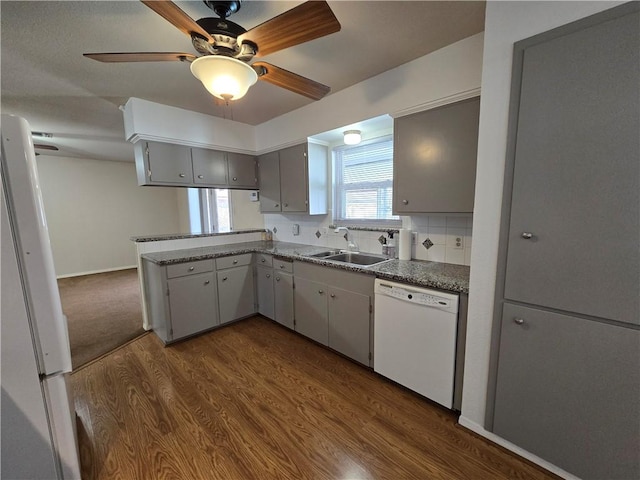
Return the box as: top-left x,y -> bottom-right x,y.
375,281 -> 458,313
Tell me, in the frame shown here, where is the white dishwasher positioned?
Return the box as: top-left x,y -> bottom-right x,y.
374,279 -> 459,409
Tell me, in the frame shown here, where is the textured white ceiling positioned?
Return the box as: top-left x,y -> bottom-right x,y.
1,1 -> 485,161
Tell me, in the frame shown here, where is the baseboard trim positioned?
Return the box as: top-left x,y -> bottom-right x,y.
57,265 -> 138,279
457,416 -> 579,480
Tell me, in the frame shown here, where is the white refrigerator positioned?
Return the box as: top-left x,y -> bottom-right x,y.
1,114 -> 81,479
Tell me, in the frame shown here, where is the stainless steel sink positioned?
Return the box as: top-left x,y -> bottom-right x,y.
307,249 -> 343,258
324,252 -> 390,266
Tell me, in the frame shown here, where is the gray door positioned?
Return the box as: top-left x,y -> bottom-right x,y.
293,276 -> 328,345
256,265 -> 274,319
217,266 -> 255,324
503,9 -> 639,325
147,141 -> 192,184
191,147 -> 227,186
227,152 -> 257,188
494,302 -> 640,480
328,287 -> 370,365
274,272 -> 294,329
168,272 -> 218,340
393,97 -> 479,213
278,144 -> 308,213
258,151 -> 281,212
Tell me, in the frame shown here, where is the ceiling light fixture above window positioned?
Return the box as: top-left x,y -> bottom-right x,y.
190,56 -> 258,102
343,130 -> 362,145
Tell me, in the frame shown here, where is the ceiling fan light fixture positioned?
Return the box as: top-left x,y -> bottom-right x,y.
343,130 -> 362,145
190,56 -> 258,101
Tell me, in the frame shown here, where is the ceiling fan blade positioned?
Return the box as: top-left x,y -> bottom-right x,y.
33,144 -> 59,151
140,1 -> 214,42
253,61 -> 330,100
239,1 -> 340,58
84,52 -> 196,63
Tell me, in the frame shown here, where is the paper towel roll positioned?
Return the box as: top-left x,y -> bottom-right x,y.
398,228 -> 412,260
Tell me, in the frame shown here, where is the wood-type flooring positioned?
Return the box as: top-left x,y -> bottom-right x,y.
71,316 -> 558,480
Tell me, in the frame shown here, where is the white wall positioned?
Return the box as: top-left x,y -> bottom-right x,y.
36,155 -> 181,277
461,0 -> 625,437
231,190 -> 264,230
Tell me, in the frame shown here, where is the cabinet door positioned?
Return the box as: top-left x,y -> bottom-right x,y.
167,272 -> 218,340
494,303 -> 640,480
393,97 -> 479,213
191,147 -> 227,186
256,265 -> 275,320
328,287 -> 370,365
146,141 -> 193,184
274,272 -> 294,329
258,151 -> 281,212
503,10 -> 639,325
227,152 -> 257,188
217,265 -> 256,324
278,144 -> 308,212
293,276 -> 328,344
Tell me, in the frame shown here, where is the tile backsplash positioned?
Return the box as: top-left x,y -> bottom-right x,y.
263,213 -> 472,266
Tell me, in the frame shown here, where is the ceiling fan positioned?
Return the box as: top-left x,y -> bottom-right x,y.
84,0 -> 341,102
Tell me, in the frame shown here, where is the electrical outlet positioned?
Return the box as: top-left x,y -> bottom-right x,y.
292,224 -> 300,236
454,236 -> 464,249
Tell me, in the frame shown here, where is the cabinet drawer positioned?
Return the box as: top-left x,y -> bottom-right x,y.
256,253 -> 273,267
273,259 -> 293,273
166,260 -> 214,279
216,253 -> 253,270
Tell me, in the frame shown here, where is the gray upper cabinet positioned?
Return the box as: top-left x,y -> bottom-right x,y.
192,147 -> 227,186
502,7 -> 639,326
227,152 -> 258,188
393,97 -> 480,213
258,142 -> 327,214
135,140 -> 256,189
256,151 -> 281,212
135,140 -> 193,186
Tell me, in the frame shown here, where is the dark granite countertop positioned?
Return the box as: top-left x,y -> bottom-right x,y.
131,229 -> 266,243
141,241 -> 470,294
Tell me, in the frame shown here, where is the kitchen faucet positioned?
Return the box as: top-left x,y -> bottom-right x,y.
334,227 -> 359,252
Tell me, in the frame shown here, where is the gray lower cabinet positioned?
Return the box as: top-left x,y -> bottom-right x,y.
273,272 -> 294,329
142,258 -> 218,343
256,265 -> 275,319
216,254 -> 256,324
393,96 -> 480,213
494,303 -> 640,480
293,262 -> 374,366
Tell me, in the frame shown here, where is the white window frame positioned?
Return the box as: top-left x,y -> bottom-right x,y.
333,135 -> 400,226
187,188 -> 233,233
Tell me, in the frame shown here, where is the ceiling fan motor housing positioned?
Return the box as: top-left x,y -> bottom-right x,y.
194,17 -> 255,60
202,0 -> 241,19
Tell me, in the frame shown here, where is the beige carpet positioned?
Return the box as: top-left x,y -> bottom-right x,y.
58,268 -> 146,369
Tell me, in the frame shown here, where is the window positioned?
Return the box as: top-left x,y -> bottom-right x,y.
187,188 -> 232,233
333,136 -> 399,223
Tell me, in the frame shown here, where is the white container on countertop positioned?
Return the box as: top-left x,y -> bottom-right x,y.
398,228 -> 412,260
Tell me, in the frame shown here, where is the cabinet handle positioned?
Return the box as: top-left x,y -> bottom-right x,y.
284,203 -> 288,207
232,176 -> 238,181
197,174 -> 204,179
318,290 -> 324,294
274,203 -> 279,208
261,258 -> 266,263
204,280 -> 210,285
330,294 -> 335,298
222,276 -> 228,281
514,318 -> 525,325
233,260 -> 238,264
179,173 -> 186,178
266,274 -> 271,278
280,264 -> 286,269
521,232 -> 533,239
188,266 -> 194,271
275,277 -> 280,282
402,199 -> 409,205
